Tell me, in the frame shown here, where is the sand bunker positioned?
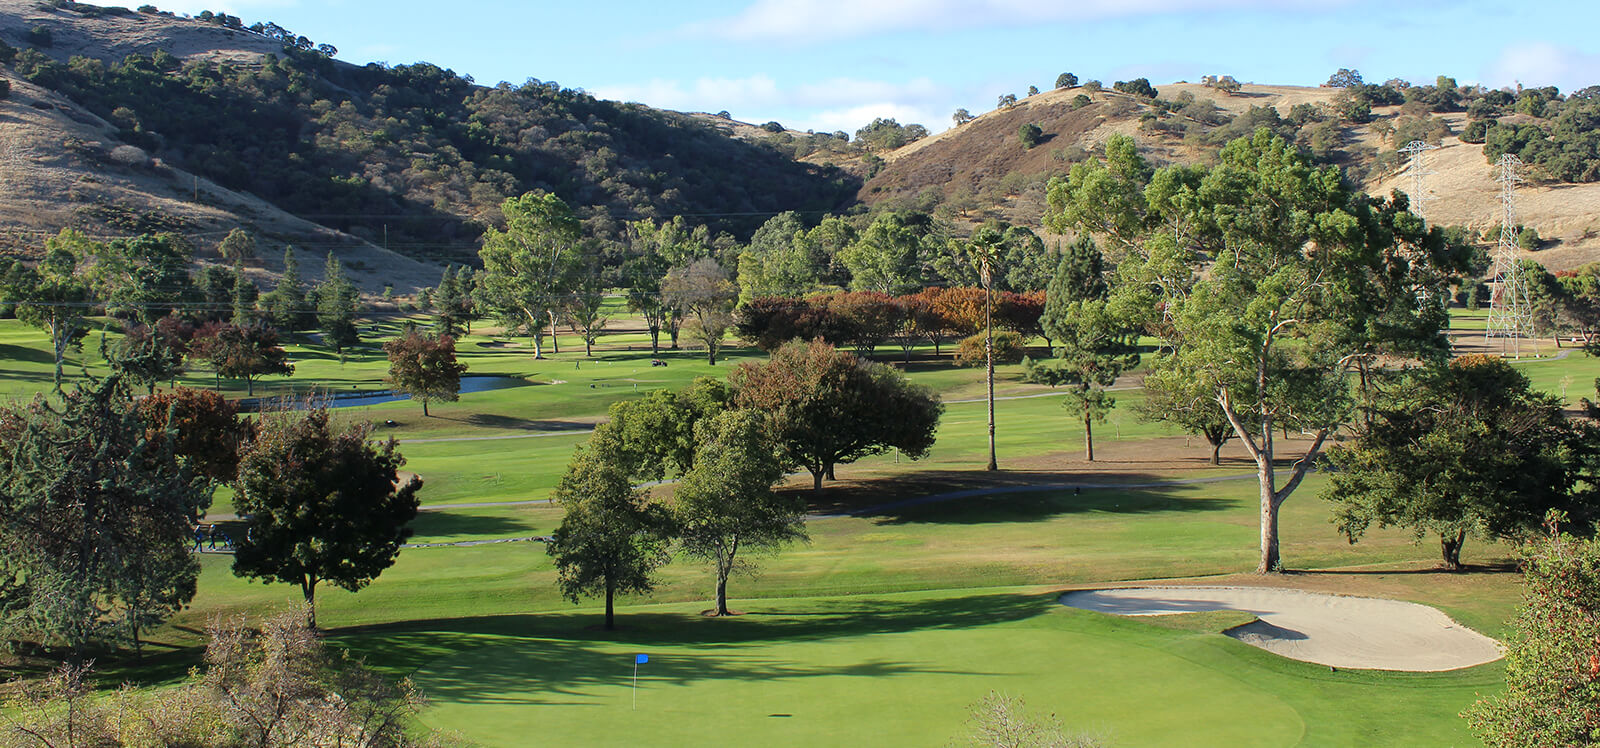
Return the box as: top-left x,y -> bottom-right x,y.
1060,586 -> 1502,671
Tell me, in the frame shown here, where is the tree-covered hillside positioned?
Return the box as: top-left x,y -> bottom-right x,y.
0,8 -> 858,264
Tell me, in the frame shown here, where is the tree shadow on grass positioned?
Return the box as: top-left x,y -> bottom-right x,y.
407,510 -> 539,541
457,414 -> 593,432
338,590 -> 1057,690
0,343 -> 56,365
807,469 -> 1238,525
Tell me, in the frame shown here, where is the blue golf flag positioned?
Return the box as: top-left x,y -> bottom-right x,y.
635,654 -> 648,664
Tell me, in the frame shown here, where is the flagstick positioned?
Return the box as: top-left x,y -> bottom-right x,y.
633,660 -> 638,711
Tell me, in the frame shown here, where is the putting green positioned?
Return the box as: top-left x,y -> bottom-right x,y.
402,589 -> 1493,747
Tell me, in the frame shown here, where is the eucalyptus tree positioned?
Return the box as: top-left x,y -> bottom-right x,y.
479,192 -> 582,358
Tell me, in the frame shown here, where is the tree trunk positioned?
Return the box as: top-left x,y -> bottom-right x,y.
548,311 -> 561,354
1083,399 -> 1095,462
585,337 -> 593,357
604,577 -> 615,631
715,576 -> 729,616
825,463 -> 836,481
246,375 -> 254,397
1441,530 -> 1466,571
985,287 -> 997,472
811,469 -> 824,495
51,325 -> 66,392
422,398 -> 430,417
648,326 -> 660,355
1257,462 -> 1281,574
302,577 -> 318,629
1211,440 -> 1222,465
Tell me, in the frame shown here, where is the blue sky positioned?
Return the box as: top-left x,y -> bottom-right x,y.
107,1 -> 1600,134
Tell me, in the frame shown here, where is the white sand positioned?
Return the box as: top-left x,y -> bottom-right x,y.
1060,586 -> 1502,672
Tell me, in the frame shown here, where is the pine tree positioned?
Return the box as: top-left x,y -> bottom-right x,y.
314,253 -> 360,359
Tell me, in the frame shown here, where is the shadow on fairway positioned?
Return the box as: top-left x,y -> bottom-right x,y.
338,591 -> 1057,688
807,470 -> 1235,525
459,414 -> 593,432
0,343 -> 56,365
407,510 -> 538,540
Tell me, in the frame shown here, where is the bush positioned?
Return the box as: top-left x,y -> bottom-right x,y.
26,25 -> 52,48
1461,118 -> 1494,144
761,121 -> 784,133
1018,123 -> 1043,148
1519,226 -> 1542,251
0,79 -> 9,101
1071,94 -> 1091,109
955,330 -> 1025,367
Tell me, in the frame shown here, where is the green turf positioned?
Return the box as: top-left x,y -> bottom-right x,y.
361,588 -> 1498,747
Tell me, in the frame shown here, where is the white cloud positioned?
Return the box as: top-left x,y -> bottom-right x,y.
593,75 -> 952,134
1484,42 -> 1600,93
688,0 -> 1350,43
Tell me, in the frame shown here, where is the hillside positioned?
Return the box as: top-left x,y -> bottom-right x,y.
0,0 -> 858,290
864,82 -> 1600,268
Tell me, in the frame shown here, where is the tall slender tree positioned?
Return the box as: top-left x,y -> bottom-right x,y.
313,253 -> 360,359
1,231 -> 93,391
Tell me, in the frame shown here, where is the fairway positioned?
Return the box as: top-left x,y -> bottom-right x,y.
389,588 -> 1496,747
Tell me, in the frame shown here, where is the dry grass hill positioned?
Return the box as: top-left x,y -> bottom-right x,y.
0,0 -> 440,292
865,82 -> 1600,269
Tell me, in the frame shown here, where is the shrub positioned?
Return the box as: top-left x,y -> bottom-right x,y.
1519,227 -> 1542,251
955,330 -> 1025,367
761,121 -> 784,133
26,26 -> 52,48
0,79 -> 9,101
1018,123 -> 1043,148
1071,94 -> 1091,109
1462,118 -> 1494,144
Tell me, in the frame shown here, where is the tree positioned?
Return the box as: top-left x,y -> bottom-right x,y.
736,211 -> 818,302
1325,68 -> 1363,88
0,377 -> 206,657
565,278 -> 611,357
590,377 -> 733,483
1027,85 -> 1040,97
732,339 -> 943,493
136,387 -> 250,488
1024,236 -> 1138,461
1202,74 -> 1242,93
953,107 -> 975,126
230,261 -> 258,326
1018,123 -> 1044,148
261,247 -> 313,334
479,192 -> 582,359
384,331 -> 468,417
1324,356 -> 1586,570
841,212 -> 931,295
997,93 -> 1018,109
662,258 -> 737,364
432,265 -> 468,336
675,410 -> 805,616
1464,516 -> 1600,747
233,408 -> 421,628
546,443 -> 673,630
947,227 -> 1009,470
102,320 -> 186,394
191,321 -> 293,396
1112,78 -> 1157,98
1139,366 -> 1235,465
1,231 -> 92,391
92,234 -> 194,325
1056,72 -> 1078,89
821,291 -> 902,357
1068,128 -> 1468,572
313,253 -> 360,359
217,227 -> 256,261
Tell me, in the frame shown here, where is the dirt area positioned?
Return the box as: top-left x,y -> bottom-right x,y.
1061,585 -> 1503,671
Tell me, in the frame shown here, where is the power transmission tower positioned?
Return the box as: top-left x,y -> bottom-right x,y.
1398,140 -> 1439,221
1485,153 -> 1531,358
